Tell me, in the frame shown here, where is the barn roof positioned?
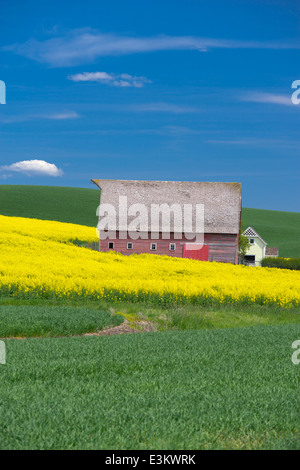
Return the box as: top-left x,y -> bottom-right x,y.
91,179 -> 241,234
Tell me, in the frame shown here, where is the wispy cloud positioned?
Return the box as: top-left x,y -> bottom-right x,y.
0,159 -> 64,177
47,111 -> 80,119
5,29 -> 299,67
0,111 -> 79,123
206,138 -> 300,149
68,71 -> 151,88
51,126 -> 208,137
128,102 -> 198,113
240,92 -> 293,106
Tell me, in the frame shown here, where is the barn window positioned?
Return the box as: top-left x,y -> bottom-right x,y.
108,242 -> 114,249
169,243 -> 176,251
150,243 -> 157,251
249,238 -> 255,244
127,242 -> 133,250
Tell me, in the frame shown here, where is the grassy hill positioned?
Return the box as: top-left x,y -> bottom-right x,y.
242,208 -> 300,258
0,185 -> 299,257
0,185 -> 99,227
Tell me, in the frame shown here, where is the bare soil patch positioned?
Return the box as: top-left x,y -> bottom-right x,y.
83,318 -> 157,336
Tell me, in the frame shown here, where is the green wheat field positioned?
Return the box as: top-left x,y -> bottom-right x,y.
0,185 -> 299,450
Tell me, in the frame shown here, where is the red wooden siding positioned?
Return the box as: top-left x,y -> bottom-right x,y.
183,244 -> 209,261
100,231 -> 238,264
205,233 -> 238,264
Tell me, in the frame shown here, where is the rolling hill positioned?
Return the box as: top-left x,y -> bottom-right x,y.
0,185 -> 299,257
242,207 -> 300,258
0,185 -> 99,227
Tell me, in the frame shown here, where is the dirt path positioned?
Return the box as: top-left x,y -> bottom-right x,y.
83,318 -> 157,336
3,318 -> 157,340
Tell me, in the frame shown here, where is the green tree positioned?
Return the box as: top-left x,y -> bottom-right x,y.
238,221 -> 250,264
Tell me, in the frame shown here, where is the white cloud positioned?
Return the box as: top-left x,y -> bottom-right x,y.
68,71 -> 151,88
46,111 -> 79,120
128,102 -> 198,113
0,173 -> 11,180
0,159 -> 64,177
0,111 -> 79,124
5,29 -> 299,67
240,92 -> 293,106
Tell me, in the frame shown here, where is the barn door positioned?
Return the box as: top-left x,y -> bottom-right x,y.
183,244 -> 209,261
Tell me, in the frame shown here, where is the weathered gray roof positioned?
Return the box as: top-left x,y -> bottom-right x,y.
266,247 -> 279,256
92,179 -> 241,234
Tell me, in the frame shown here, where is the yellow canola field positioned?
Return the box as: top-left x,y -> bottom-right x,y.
0,214 -> 98,244
0,215 -> 300,307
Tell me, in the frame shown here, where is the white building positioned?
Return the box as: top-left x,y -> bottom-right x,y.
242,226 -> 278,266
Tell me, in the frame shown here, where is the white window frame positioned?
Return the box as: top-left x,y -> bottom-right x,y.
127,242 -> 133,250
249,238 -> 255,245
169,243 -> 176,251
108,242 -> 114,250
150,243 -> 157,251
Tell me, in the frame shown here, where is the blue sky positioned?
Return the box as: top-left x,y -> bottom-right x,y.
0,0 -> 299,211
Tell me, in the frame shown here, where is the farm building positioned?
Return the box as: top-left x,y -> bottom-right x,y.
242,226 -> 279,266
92,179 -> 241,264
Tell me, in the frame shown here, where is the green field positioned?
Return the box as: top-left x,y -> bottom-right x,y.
0,185 -> 99,227
1,297 -> 299,336
0,304 -> 123,338
1,184 -> 299,257
1,324 -> 299,450
242,207 -> 300,258
0,184 -> 299,449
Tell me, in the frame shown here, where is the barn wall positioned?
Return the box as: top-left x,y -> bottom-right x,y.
100,232 -> 238,264
101,232 -> 183,257
206,233 -> 238,264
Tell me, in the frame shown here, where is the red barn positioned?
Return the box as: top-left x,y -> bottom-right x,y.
92,179 -> 241,264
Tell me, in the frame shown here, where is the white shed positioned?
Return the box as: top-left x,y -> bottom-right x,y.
242,226 -> 279,266
242,226 -> 267,266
